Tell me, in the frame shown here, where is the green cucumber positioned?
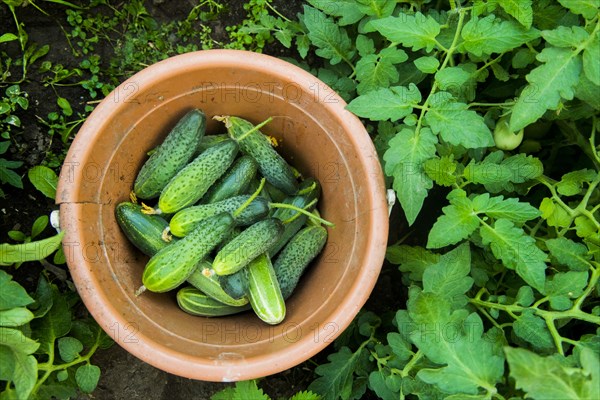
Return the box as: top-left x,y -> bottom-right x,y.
169,195 -> 269,237
268,178 -> 321,256
219,268 -> 249,300
142,213 -> 234,293
195,133 -> 229,155
115,202 -> 173,256
215,116 -> 298,195
212,218 -> 284,276
187,261 -> 249,307
134,109 -> 206,199
273,226 -> 328,299
201,155 -> 258,204
176,287 -> 249,317
157,139 -> 239,214
247,253 -> 286,325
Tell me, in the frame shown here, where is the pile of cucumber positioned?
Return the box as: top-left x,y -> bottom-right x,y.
115,109 -> 331,325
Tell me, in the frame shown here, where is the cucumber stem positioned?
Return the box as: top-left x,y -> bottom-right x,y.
129,191 -> 138,204
141,202 -> 162,215
270,202 -> 335,227
236,117 -> 273,142
161,227 -> 173,242
135,285 -> 147,297
297,181 -> 317,196
233,178 -> 266,218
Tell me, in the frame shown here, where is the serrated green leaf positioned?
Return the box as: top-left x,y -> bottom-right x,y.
556,169 -> 597,196
583,31 -> 600,86
75,364 -> 100,393
435,66 -> 473,92
546,237 -> 591,271
427,190 -> 479,248
384,127 -> 437,225
512,310 -> 555,351
424,97 -> 494,148
355,35 -> 375,56
557,0 -> 599,19
368,371 -> 398,400
355,0 -> 395,18
289,390 -> 321,400
31,283 -> 72,354
543,271 -> 588,299
512,48 -> 537,69
515,286 -> 535,306
460,14 -> 540,57
464,153 -> 544,193
0,307 -> 34,327
355,48 -> 407,94
301,6 -> 355,65
510,47 -> 582,132
422,243 -> 474,307
387,245 -> 439,281
415,312 -> 505,395
540,197 -> 572,228
58,336 -> 84,362
542,26 -> 589,49
0,270 -> 34,310
505,346 -> 599,399
497,0 -> 533,29
306,0 -> 365,26
0,231 -> 65,266
423,156 -> 457,187
480,219 -> 547,291
472,193 -> 541,223
28,165 -> 58,199
347,84 -> 421,121
308,346 -> 368,400
367,12 -> 441,52
387,332 -> 412,362
414,56 -> 440,74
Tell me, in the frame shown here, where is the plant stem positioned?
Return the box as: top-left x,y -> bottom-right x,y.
400,350 -> 423,378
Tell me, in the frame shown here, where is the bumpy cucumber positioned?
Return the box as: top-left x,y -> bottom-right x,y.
274,226 -> 328,299
177,287 -> 249,317
219,268 -> 249,300
115,202 -> 173,256
212,218 -> 284,276
216,116 -> 298,195
157,139 -> 238,214
247,253 -> 285,325
169,195 -> 269,237
195,133 -> 229,155
134,109 -> 205,199
268,178 -> 321,256
187,260 -> 248,307
142,213 -> 234,292
202,155 -> 258,204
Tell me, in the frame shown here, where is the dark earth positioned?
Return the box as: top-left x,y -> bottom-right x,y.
0,1 -> 443,398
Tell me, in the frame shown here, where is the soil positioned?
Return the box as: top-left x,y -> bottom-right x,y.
0,1 -> 427,398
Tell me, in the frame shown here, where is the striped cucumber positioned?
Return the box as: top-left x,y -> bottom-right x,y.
115,202 -> 173,256
134,109 -> 206,199
273,226 -> 328,299
212,218 -> 284,276
219,268 -> 249,300
247,253 -> 285,325
169,195 -> 269,237
177,287 -> 249,317
142,213 -> 234,293
157,139 -> 239,214
187,261 -> 248,306
214,115 -> 298,195
201,155 -> 258,204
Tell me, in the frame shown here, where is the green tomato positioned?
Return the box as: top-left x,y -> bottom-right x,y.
494,117 -> 524,150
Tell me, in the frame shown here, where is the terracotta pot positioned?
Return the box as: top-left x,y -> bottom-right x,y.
56,50 -> 389,382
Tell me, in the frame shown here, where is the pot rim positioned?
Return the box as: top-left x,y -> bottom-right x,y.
57,49 -> 389,381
